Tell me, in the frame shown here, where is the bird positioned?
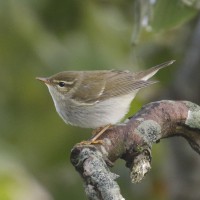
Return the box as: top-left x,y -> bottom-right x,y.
36,60 -> 175,143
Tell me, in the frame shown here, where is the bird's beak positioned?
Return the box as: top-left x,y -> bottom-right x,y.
36,77 -> 50,84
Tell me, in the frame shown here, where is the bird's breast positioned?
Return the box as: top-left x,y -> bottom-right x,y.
56,94 -> 135,128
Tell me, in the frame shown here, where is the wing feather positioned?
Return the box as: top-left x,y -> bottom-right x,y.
100,72 -> 157,100
72,71 -> 157,104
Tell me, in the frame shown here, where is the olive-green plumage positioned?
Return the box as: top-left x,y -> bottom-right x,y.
36,60 -> 175,128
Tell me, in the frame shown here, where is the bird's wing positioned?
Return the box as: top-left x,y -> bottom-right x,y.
71,60 -> 174,104
71,71 -> 156,104
99,71 -> 156,100
99,60 -> 175,100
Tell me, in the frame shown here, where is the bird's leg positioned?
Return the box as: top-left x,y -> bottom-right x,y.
90,124 -> 112,144
77,124 -> 111,145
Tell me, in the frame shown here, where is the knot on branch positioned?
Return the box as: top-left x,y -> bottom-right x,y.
130,150 -> 151,183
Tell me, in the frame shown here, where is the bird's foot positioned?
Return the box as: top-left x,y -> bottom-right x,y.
77,139 -> 103,146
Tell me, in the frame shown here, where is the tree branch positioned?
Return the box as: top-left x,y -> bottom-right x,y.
70,100 -> 200,200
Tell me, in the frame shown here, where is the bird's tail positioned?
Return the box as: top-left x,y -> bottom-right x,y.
135,60 -> 175,81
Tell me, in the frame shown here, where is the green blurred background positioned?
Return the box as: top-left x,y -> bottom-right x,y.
1,0 -> 200,199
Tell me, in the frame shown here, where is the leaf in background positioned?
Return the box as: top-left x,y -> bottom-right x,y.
152,0 -> 198,31
182,0 -> 200,9
132,0 -> 199,43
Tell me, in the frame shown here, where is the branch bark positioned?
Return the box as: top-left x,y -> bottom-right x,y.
70,100 -> 200,200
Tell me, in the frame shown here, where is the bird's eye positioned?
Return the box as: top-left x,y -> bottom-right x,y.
58,82 -> 65,87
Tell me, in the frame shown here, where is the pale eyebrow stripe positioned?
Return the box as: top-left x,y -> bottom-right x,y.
54,80 -> 75,85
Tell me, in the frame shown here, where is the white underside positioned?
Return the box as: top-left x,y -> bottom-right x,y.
47,85 -> 136,128
68,94 -> 135,128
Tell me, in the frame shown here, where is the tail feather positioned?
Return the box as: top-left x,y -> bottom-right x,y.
136,60 -> 175,81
